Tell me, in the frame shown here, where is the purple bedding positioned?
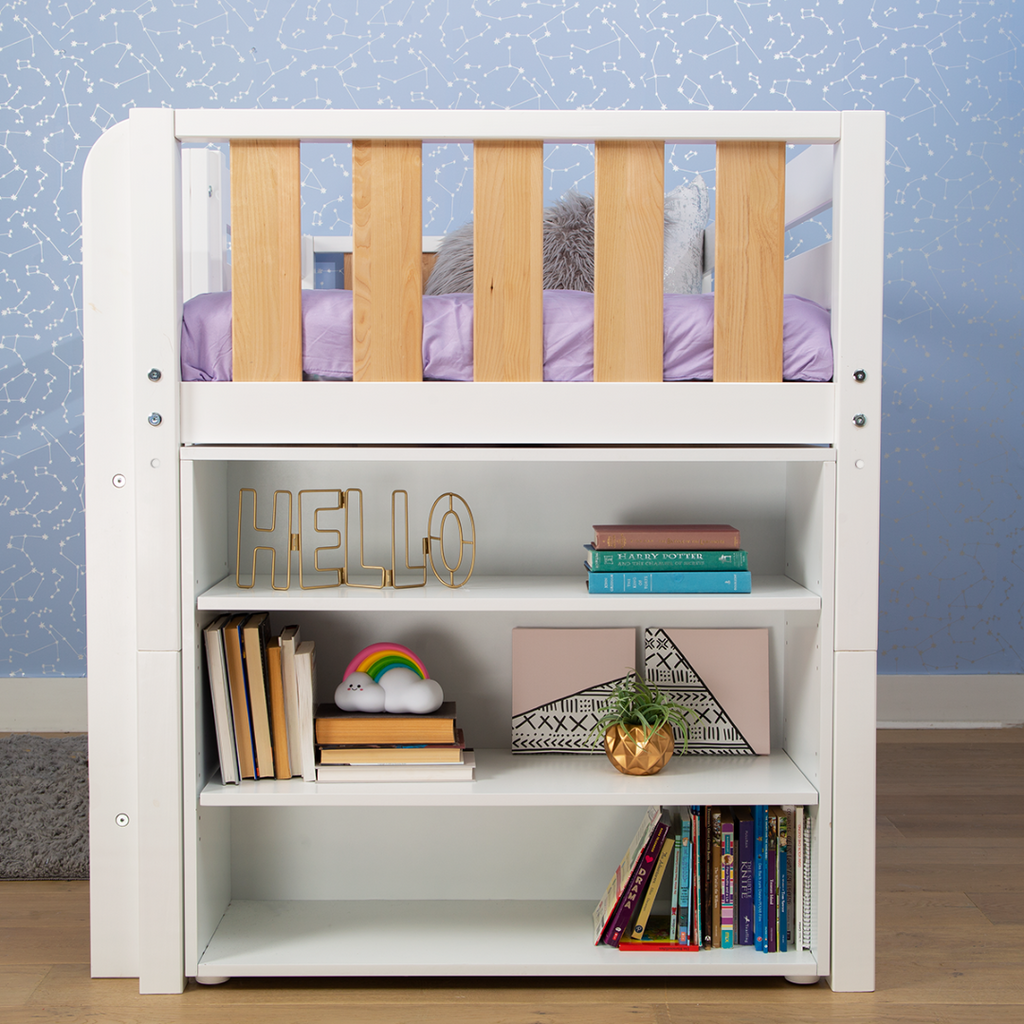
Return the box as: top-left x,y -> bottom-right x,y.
181,290 -> 833,383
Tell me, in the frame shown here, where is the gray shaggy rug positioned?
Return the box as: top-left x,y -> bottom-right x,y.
0,733 -> 89,879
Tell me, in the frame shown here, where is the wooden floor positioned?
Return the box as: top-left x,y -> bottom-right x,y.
2,729 -> 1022,1023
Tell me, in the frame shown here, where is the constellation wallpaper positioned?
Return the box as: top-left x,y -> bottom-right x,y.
0,0 -> 1020,678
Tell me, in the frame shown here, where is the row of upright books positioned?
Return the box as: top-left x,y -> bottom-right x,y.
313,701 -> 475,782
585,524 -> 752,594
594,804 -> 812,951
203,614 -> 317,784
204,615 -> 475,783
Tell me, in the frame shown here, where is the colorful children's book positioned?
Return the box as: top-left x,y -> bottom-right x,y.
593,805 -> 662,944
767,807 -> 779,953
734,806 -> 755,945
777,806 -> 789,953
630,835 -> 675,940
678,815 -> 692,945
754,804 -> 767,951
710,807 -> 723,947
721,810 -> 735,949
669,823 -> 682,944
602,811 -> 673,947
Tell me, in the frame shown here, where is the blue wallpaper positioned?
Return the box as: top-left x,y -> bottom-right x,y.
0,0 -> 1019,676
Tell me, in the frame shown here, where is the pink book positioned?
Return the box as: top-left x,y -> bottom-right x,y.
591,524 -> 741,551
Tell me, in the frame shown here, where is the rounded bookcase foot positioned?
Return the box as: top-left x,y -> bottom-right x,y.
785,974 -> 819,986
195,975 -> 230,986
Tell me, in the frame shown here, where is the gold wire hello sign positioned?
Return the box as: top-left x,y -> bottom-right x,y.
235,487 -> 476,591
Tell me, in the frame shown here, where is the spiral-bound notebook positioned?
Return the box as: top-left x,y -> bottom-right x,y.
801,812 -> 813,951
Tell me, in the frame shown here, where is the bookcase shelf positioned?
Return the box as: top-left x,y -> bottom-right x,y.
197,574 -> 822,614
199,749 -> 819,808
197,899 -> 820,980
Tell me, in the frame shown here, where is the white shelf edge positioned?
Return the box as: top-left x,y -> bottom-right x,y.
197,574 -> 822,613
196,899 -> 819,979
200,749 -> 818,807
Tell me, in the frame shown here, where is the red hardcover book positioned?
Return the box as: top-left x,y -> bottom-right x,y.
618,941 -> 702,951
591,524 -> 741,551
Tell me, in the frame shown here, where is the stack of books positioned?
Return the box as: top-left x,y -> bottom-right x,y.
314,701 -> 475,782
203,614 -> 317,784
593,804 -> 811,952
585,524 -> 752,594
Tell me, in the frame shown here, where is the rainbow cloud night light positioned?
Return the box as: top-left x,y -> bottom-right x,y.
334,643 -> 444,715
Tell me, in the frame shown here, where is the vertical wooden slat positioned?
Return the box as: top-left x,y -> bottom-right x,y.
352,140 -> 423,381
473,140 -> 544,381
593,141 -> 664,382
713,140 -> 786,382
230,140 -> 302,382
344,252 -> 436,292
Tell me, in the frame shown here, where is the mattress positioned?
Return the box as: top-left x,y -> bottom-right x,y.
181,290 -> 833,383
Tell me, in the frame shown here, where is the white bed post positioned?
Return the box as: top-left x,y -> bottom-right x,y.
83,120 -> 142,981
129,107 -> 186,994
828,109 -> 885,992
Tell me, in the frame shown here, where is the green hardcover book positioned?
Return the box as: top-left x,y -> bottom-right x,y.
584,545 -> 748,572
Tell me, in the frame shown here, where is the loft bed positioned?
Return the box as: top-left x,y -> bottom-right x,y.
84,109 -> 883,448
81,109 -> 884,994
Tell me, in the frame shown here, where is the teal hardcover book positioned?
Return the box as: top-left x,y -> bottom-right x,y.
585,545 -> 748,572
587,571 -> 752,594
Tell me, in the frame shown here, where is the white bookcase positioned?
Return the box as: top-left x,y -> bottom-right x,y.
83,107 -> 882,996
174,445 -> 842,984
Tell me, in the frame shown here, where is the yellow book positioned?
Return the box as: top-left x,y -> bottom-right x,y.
266,638 -> 291,779
629,833 -> 675,941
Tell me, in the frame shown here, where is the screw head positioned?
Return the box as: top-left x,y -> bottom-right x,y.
112,474 -> 126,488
853,414 -> 867,428
854,369 -> 867,382
148,412 -> 162,426
148,368 -> 162,382
115,813 -> 130,827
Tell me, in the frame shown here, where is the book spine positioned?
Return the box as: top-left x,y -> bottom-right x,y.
766,808 -> 778,953
802,811 -> 813,951
690,807 -> 700,950
778,809 -> 789,953
711,809 -> 722,947
586,547 -> 749,572
587,571 -> 752,594
243,617 -> 274,778
702,806 -> 713,948
203,617 -> 240,785
677,823 -> 690,945
222,617 -> 256,779
721,819 -> 735,949
782,805 -> 795,950
593,527 -> 741,550
604,817 -> 671,947
669,827 -> 681,943
630,837 -> 674,940
753,805 -> 766,951
737,812 -> 754,945
279,625 -> 303,775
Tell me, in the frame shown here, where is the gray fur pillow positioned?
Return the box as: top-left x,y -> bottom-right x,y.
424,178 -> 708,296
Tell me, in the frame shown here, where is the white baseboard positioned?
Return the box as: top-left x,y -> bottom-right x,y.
876,674 -> 1024,729
0,677 -> 88,732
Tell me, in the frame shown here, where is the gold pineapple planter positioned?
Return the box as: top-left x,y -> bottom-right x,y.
603,722 -> 675,776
